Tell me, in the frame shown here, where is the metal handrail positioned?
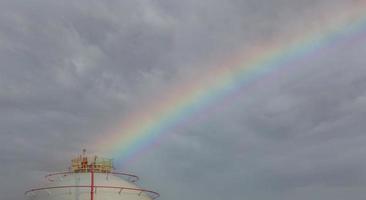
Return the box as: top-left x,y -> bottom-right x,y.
45,171 -> 140,182
25,185 -> 160,199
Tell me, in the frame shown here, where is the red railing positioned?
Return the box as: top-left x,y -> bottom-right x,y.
25,185 -> 160,199
45,171 -> 139,182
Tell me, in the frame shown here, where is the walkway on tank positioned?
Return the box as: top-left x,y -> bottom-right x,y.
45,171 -> 140,182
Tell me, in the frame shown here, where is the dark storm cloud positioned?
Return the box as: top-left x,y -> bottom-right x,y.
0,0 -> 365,200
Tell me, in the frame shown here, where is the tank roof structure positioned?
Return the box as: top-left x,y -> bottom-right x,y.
25,150 -> 159,200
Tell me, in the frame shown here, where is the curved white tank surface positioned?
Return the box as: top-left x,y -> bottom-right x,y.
25,151 -> 159,200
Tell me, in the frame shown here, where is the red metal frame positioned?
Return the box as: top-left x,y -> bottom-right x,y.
25,185 -> 160,199
45,171 -> 140,182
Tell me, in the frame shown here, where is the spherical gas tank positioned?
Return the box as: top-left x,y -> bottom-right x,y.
25,152 -> 159,200
26,172 -> 157,200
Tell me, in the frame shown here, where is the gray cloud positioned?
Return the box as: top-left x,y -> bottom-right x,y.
0,0 -> 365,200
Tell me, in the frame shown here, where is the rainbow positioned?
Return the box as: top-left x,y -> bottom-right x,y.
96,2 -> 366,166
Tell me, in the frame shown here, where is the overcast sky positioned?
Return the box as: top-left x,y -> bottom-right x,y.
1,0 -> 366,200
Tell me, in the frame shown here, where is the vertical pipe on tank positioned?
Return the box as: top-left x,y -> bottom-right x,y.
90,164 -> 94,200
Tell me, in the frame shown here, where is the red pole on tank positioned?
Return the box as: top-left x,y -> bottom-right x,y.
90,163 -> 94,200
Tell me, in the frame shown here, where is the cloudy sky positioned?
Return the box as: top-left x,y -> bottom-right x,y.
1,0 -> 366,200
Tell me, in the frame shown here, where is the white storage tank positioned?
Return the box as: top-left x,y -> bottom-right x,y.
25,150 -> 159,200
